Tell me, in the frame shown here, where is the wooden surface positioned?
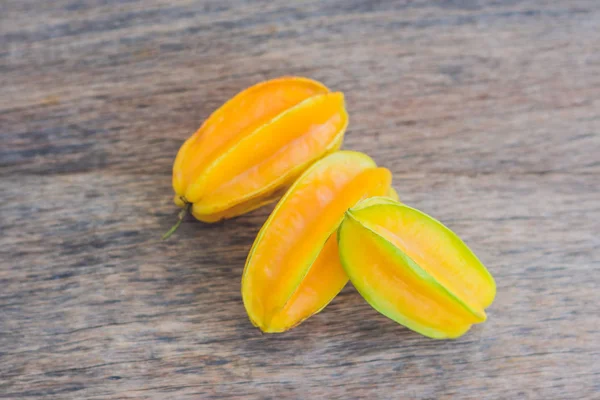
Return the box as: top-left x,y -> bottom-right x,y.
1,1 -> 599,398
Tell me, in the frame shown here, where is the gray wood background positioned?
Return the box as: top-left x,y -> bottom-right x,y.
1,1 -> 599,398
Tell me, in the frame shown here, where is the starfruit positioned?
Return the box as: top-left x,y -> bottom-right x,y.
170,76 -> 348,224
338,197 -> 496,339
242,151 -> 394,332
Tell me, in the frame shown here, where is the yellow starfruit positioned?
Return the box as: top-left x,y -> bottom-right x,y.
338,197 -> 496,339
242,151 -> 394,332
169,76 -> 348,227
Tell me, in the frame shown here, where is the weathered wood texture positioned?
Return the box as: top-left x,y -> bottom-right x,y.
1,0 -> 599,398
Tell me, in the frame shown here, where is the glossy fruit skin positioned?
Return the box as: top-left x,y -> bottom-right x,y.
242,151 -> 393,332
338,197 -> 496,339
172,76 -> 348,222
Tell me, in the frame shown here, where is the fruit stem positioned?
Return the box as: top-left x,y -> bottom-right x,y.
162,203 -> 191,240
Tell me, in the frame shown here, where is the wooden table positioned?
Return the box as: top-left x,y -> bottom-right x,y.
2,1 -> 599,398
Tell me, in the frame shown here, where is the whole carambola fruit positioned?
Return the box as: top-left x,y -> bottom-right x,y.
338,197 -> 496,339
242,151 -> 395,332
171,76 -> 348,223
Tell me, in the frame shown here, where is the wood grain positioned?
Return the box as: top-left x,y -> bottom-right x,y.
1,0 -> 599,398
